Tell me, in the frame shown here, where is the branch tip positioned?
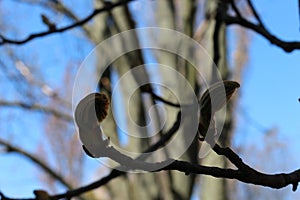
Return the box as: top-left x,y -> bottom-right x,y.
292,182 -> 298,191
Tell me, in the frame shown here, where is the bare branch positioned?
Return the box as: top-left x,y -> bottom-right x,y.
51,111 -> 182,199
225,15 -> 300,52
0,0 -> 136,46
3,145 -> 300,199
0,111 -> 182,200
52,169 -> 123,200
70,141 -> 300,196
146,91 -> 181,108
212,143 -> 300,191
0,100 -> 73,122
229,0 -> 243,19
226,1 -> 300,52
246,0 -> 265,27
2,110 -> 300,199
0,138 -> 73,190
163,160 -> 300,191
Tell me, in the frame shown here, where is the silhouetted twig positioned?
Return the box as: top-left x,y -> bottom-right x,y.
227,2 -> 300,52
246,0 -> 265,26
0,0 -> 136,46
52,111 -> 182,199
0,139 -> 73,190
0,100 -> 72,121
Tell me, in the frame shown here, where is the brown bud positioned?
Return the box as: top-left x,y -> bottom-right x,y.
199,80 -> 240,136
33,190 -> 50,200
75,93 -> 109,130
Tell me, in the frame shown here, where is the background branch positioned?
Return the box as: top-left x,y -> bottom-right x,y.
226,3 -> 300,52
0,100 -> 72,122
246,0 -> 265,26
0,139 -> 73,190
0,0 -> 136,45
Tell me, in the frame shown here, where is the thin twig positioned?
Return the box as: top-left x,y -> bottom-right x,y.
229,0 -> 243,19
149,92 -> 181,108
52,111 -> 182,199
0,0 -> 136,45
246,0 -> 265,27
0,100 -> 73,121
0,139 -> 73,190
224,15 -> 300,52
212,144 -> 252,171
226,1 -> 300,52
213,11 -> 222,68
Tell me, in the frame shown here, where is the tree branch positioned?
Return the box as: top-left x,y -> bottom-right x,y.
226,3 -> 300,52
0,0 -> 136,46
211,143 -> 300,191
0,138 -> 74,190
145,90 -> 181,108
16,0 -> 96,41
3,143 -> 300,199
229,0 -> 242,19
0,111 -> 182,200
246,0 -> 265,27
0,100 -> 73,122
162,160 -> 300,191
2,132 -> 300,199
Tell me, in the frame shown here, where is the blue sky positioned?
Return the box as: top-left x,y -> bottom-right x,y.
234,0 -> 300,154
231,1 -> 300,198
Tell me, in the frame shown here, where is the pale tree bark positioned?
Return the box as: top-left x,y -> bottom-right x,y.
154,1 -> 178,199
94,1 -> 168,200
200,1 -> 231,200
93,2 -> 127,199
200,0 -> 231,200
154,1 -> 198,199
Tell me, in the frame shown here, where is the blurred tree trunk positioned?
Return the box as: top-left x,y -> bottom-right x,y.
31,0 -> 244,199
199,1 -> 232,200
154,1 -> 198,199
93,1 -> 172,199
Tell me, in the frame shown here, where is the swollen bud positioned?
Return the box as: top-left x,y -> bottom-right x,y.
199,80 -> 240,137
74,93 -> 109,130
74,93 -> 110,158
